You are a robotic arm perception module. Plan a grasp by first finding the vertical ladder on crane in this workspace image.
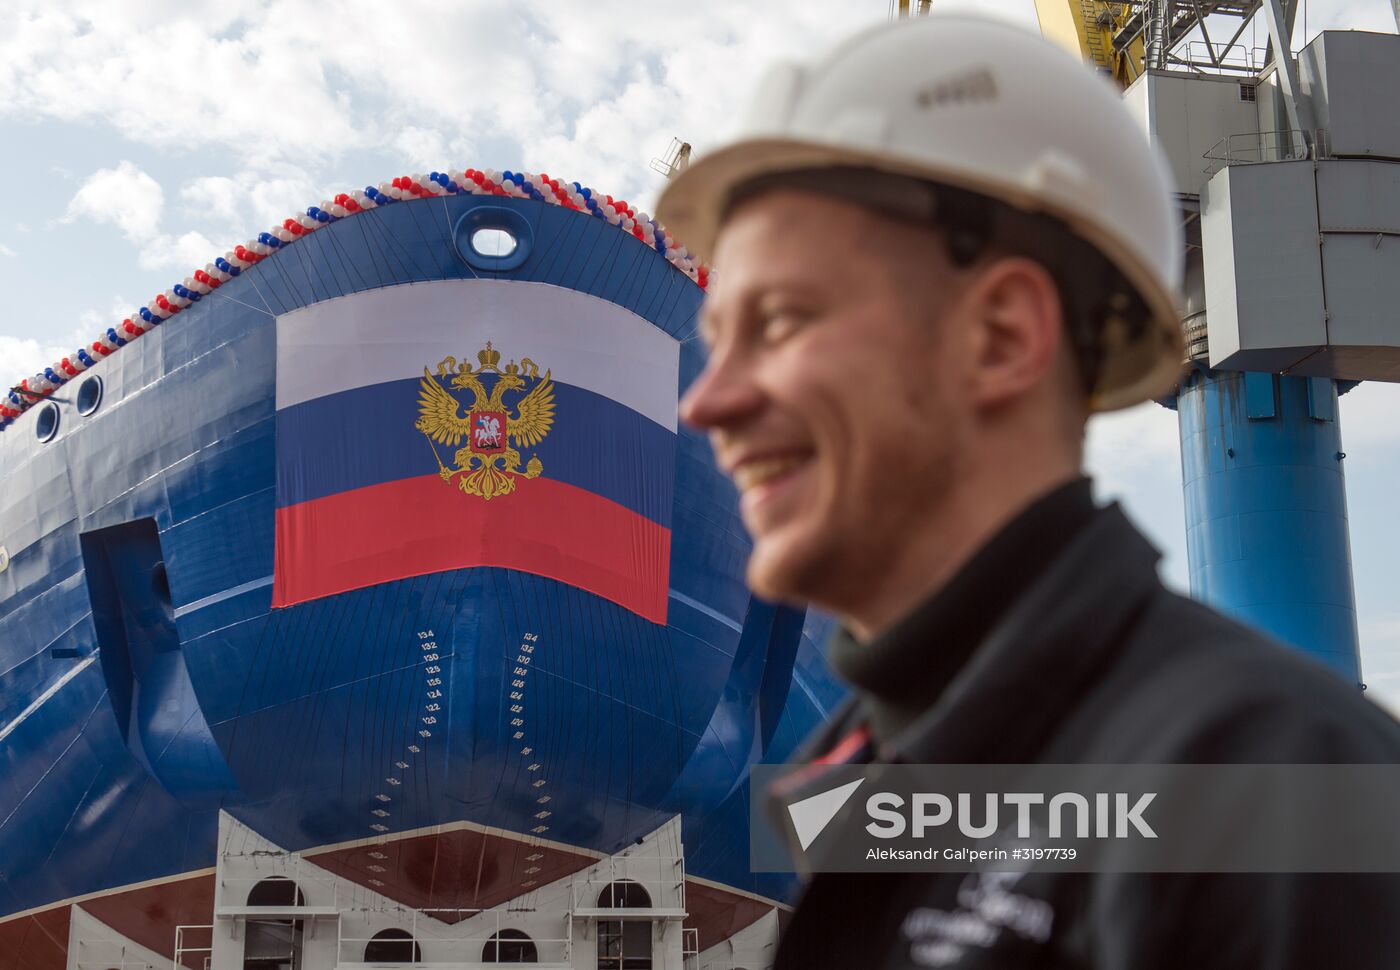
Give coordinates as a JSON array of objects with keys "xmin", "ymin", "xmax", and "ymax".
[{"xmin": 1080, "ymin": 0, "xmax": 1110, "ymax": 69}]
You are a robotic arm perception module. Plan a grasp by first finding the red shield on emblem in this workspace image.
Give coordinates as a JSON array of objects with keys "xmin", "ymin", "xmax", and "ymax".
[{"xmin": 470, "ymin": 411, "xmax": 508, "ymax": 454}]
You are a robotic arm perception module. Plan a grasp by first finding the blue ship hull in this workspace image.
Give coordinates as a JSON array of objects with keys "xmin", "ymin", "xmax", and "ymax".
[{"xmin": 0, "ymin": 193, "xmax": 847, "ymax": 967}]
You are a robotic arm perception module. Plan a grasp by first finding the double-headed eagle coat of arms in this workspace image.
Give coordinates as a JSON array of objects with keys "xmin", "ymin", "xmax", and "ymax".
[{"xmin": 415, "ymin": 341, "xmax": 556, "ymax": 501}]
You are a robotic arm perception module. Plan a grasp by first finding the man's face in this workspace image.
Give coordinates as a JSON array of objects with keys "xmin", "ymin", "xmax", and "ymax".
[{"xmin": 681, "ymin": 190, "xmax": 974, "ymax": 611}]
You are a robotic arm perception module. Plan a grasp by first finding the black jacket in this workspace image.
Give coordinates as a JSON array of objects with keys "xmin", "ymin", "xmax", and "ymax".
[{"xmin": 772, "ymin": 502, "xmax": 1400, "ymax": 969}]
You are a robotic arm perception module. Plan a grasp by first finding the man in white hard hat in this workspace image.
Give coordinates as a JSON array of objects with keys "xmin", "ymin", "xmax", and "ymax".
[{"xmin": 658, "ymin": 13, "xmax": 1400, "ymax": 969}]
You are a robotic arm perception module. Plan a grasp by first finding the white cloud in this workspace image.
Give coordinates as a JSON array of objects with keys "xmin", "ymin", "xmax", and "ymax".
[
  {"xmin": 177, "ymin": 164, "xmax": 326, "ymax": 238},
  {"xmin": 61, "ymin": 160, "xmax": 221, "ymax": 272},
  {"xmin": 77, "ymin": 298, "xmax": 136, "ymax": 334},
  {"xmin": 139, "ymin": 229, "xmax": 220, "ymax": 272},
  {"xmin": 0, "ymin": 4, "xmax": 359, "ymax": 164},
  {"xmin": 0, "ymin": 243, "xmax": 15, "ymax": 258},
  {"xmin": 63, "ymin": 160, "xmax": 164, "ymax": 241},
  {"xmin": 0, "ymin": 2, "xmax": 887, "ymax": 207},
  {"xmin": 392, "ymin": 126, "xmax": 471, "ymax": 173},
  {"xmin": 1, "ymin": 334, "xmax": 73, "ymax": 383},
  {"xmin": 179, "ymin": 176, "xmax": 245, "ymax": 226}
]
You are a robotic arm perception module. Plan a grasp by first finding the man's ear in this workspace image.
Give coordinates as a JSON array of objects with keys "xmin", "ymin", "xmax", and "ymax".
[{"xmin": 962, "ymin": 256, "xmax": 1064, "ymax": 409}]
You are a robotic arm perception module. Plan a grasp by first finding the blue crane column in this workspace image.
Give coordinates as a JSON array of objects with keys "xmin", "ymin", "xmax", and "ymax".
[{"xmin": 1174, "ymin": 366, "xmax": 1361, "ymax": 684}]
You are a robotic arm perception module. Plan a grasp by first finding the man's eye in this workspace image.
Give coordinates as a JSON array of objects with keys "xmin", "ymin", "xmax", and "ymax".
[{"xmin": 760, "ymin": 310, "xmax": 808, "ymax": 344}]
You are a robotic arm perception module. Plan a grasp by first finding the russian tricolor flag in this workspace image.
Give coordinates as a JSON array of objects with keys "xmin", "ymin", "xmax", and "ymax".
[{"xmin": 272, "ymin": 280, "xmax": 679, "ymax": 623}]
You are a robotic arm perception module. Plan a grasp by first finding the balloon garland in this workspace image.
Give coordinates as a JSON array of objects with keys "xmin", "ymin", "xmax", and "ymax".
[{"xmin": 1, "ymin": 169, "xmax": 710, "ymax": 431}]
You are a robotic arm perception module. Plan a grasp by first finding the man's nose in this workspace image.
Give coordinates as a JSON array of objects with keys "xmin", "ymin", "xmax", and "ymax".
[{"xmin": 679, "ymin": 347, "xmax": 765, "ymax": 431}]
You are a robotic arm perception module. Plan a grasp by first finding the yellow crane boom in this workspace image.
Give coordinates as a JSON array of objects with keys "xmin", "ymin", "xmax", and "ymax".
[
  {"xmin": 903, "ymin": 2, "xmax": 1144, "ymax": 88},
  {"xmin": 1033, "ymin": 2, "xmax": 1144, "ymax": 88}
]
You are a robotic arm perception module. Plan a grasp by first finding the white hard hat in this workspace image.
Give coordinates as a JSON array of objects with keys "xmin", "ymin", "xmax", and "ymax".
[{"xmin": 656, "ymin": 13, "xmax": 1184, "ymax": 412}]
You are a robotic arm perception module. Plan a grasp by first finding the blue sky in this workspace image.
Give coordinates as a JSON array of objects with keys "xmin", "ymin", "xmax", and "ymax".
[{"xmin": 3, "ymin": 0, "xmax": 1399, "ymax": 706}]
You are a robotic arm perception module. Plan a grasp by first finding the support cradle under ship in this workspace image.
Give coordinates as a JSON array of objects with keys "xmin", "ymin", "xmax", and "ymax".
[{"xmin": 0, "ymin": 170, "xmax": 848, "ymax": 970}]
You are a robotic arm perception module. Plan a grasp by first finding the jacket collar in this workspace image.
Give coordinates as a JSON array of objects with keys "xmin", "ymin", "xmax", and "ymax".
[
  {"xmin": 828, "ymin": 477, "xmax": 1098, "ymax": 743},
  {"xmin": 881, "ymin": 502, "xmax": 1161, "ymax": 765}
]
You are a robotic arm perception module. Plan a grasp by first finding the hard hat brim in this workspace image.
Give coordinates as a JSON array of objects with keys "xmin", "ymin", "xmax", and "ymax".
[{"xmin": 656, "ymin": 136, "xmax": 1185, "ymax": 413}]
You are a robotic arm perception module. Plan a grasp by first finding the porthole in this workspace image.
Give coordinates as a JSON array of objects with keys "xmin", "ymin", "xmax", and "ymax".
[
  {"xmin": 454, "ymin": 205, "xmax": 533, "ymax": 273},
  {"xmin": 35, "ymin": 401, "xmax": 59, "ymax": 442},
  {"xmin": 77, "ymin": 375, "xmax": 103, "ymax": 416}
]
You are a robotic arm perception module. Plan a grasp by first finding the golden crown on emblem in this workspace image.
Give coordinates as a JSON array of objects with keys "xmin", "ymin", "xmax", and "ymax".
[{"xmin": 477, "ymin": 341, "xmax": 502, "ymax": 370}]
